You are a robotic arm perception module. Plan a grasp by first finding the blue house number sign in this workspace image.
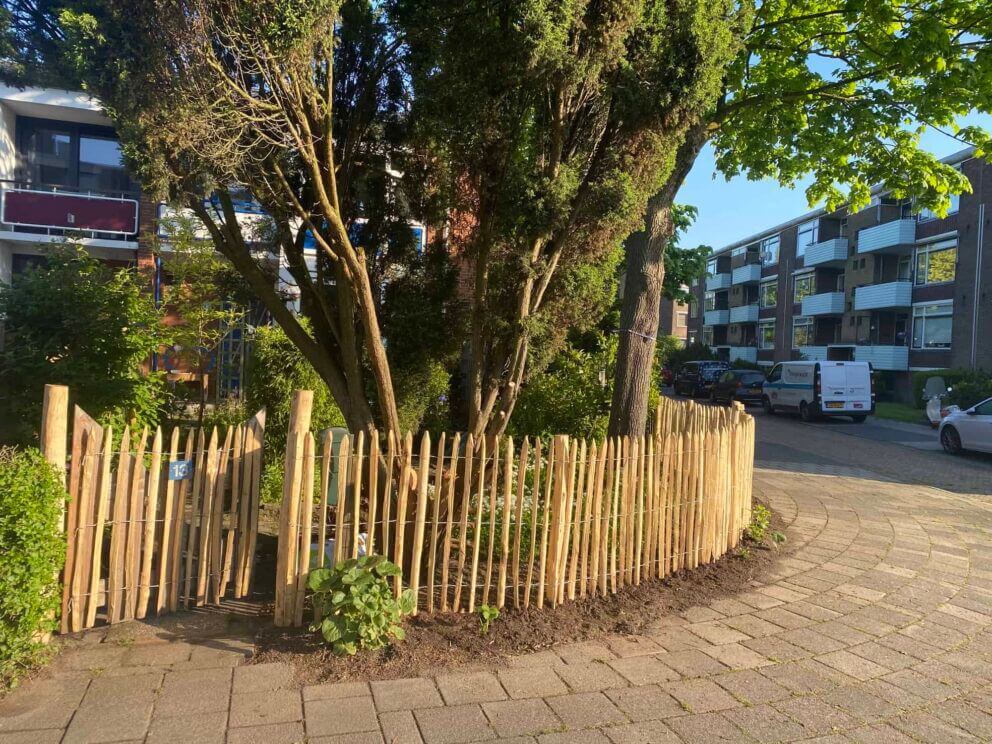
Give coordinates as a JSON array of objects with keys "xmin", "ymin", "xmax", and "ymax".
[{"xmin": 169, "ymin": 459, "xmax": 193, "ymax": 481}]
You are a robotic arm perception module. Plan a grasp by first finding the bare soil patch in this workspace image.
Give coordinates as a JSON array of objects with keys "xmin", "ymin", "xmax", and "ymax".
[{"xmin": 252, "ymin": 503, "xmax": 790, "ymax": 687}]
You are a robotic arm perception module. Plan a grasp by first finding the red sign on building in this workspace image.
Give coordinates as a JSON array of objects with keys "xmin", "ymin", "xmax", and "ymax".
[{"xmin": 2, "ymin": 189, "xmax": 139, "ymax": 235}]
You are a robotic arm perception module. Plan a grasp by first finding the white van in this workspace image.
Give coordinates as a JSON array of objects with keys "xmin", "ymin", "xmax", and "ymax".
[{"xmin": 762, "ymin": 361, "xmax": 874, "ymax": 423}]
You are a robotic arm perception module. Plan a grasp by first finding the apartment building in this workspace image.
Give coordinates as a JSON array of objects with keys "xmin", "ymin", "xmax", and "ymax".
[
  {"xmin": 688, "ymin": 146, "xmax": 991, "ymax": 399},
  {"xmin": 659, "ymin": 297, "xmax": 690, "ymax": 343}
]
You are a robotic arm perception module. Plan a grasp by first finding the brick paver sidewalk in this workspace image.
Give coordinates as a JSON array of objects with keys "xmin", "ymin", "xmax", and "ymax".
[{"xmin": 5, "ymin": 466, "xmax": 992, "ymax": 743}]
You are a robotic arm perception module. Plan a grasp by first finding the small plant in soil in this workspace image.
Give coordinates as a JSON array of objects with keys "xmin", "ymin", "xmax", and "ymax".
[
  {"xmin": 771, "ymin": 530, "xmax": 787, "ymax": 546},
  {"xmin": 478, "ymin": 604, "xmax": 499, "ymax": 635},
  {"xmin": 746, "ymin": 504, "xmax": 772, "ymax": 543},
  {"xmin": 308, "ymin": 556, "xmax": 415, "ymax": 656}
]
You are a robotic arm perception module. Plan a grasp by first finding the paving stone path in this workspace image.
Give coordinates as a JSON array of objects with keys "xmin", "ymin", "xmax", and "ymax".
[{"xmin": 5, "ymin": 465, "xmax": 992, "ymax": 743}]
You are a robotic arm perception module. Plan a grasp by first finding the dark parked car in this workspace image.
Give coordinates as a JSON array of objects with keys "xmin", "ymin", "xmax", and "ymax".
[
  {"xmin": 710, "ymin": 369, "xmax": 767, "ymax": 406},
  {"xmin": 674, "ymin": 361, "xmax": 731, "ymax": 398}
]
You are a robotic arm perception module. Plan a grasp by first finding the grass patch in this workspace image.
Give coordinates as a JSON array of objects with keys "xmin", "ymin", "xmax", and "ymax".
[{"xmin": 873, "ymin": 401, "xmax": 926, "ymax": 425}]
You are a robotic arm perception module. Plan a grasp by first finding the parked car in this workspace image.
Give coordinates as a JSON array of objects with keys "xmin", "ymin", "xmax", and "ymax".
[
  {"xmin": 762, "ymin": 360, "xmax": 874, "ymax": 422},
  {"xmin": 939, "ymin": 397, "xmax": 992, "ymax": 454},
  {"xmin": 674, "ymin": 361, "xmax": 730, "ymax": 398},
  {"xmin": 710, "ymin": 369, "xmax": 767, "ymax": 406}
]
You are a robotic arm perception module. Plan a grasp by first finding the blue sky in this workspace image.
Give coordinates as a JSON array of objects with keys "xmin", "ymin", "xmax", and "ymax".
[{"xmin": 678, "ymin": 113, "xmax": 992, "ymax": 251}]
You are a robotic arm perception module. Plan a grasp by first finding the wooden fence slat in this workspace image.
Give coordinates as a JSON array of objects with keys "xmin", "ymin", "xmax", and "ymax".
[
  {"xmin": 125, "ymin": 428, "xmax": 149, "ymax": 620},
  {"xmin": 86, "ymin": 426, "xmax": 114, "ymax": 628},
  {"xmin": 511, "ymin": 437, "xmax": 528, "ymax": 609},
  {"xmin": 195, "ymin": 428, "xmax": 218, "ymax": 607},
  {"xmin": 482, "ymin": 437, "xmax": 499, "ymax": 608},
  {"xmin": 351, "ymin": 431, "xmax": 365, "ymax": 559},
  {"xmin": 427, "ymin": 432, "xmax": 446, "ymax": 614},
  {"xmin": 317, "ymin": 431, "xmax": 332, "ymax": 570},
  {"xmin": 367, "ymin": 433, "xmax": 379, "ymax": 558},
  {"xmin": 579, "ymin": 440, "xmax": 597, "ymax": 598},
  {"xmin": 210, "ymin": 427, "xmax": 233, "ymax": 603},
  {"xmin": 566, "ymin": 439, "xmax": 586, "ymax": 602},
  {"xmin": 333, "ymin": 435, "xmax": 350, "ymax": 566},
  {"xmin": 468, "ymin": 436, "xmax": 487, "ymax": 614},
  {"xmin": 409, "ymin": 432, "xmax": 431, "ymax": 615},
  {"xmin": 440, "ymin": 432, "xmax": 460, "ymax": 612},
  {"xmin": 381, "ymin": 431, "xmax": 395, "ymax": 560},
  {"xmin": 70, "ymin": 424, "xmax": 100, "ymax": 632},
  {"xmin": 394, "ymin": 432, "xmax": 413, "ymax": 598},
  {"xmin": 184, "ymin": 429, "xmax": 205, "ymax": 608},
  {"xmin": 60, "ymin": 407, "xmax": 86, "ymax": 633},
  {"xmin": 220, "ymin": 424, "xmax": 244, "ymax": 599},
  {"xmin": 106, "ymin": 426, "xmax": 131, "ymax": 623},
  {"xmin": 523, "ymin": 438, "xmax": 542, "ymax": 609},
  {"xmin": 137, "ymin": 427, "xmax": 163, "ymax": 619},
  {"xmin": 156, "ymin": 428, "xmax": 180, "ymax": 615},
  {"xmin": 452, "ymin": 433, "xmax": 474, "ymax": 612},
  {"xmin": 497, "ymin": 437, "xmax": 514, "ymax": 609},
  {"xmin": 275, "ymin": 429, "xmax": 305, "ymax": 626},
  {"xmin": 294, "ymin": 433, "xmax": 316, "ymax": 627}
]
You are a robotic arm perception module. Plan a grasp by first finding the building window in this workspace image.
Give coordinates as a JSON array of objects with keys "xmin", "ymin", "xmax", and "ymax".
[
  {"xmin": 760, "ymin": 235, "xmax": 780, "ymax": 266},
  {"xmin": 914, "ymin": 239, "xmax": 956, "ymax": 286},
  {"xmin": 759, "ymin": 279, "xmax": 777, "ymax": 308},
  {"xmin": 912, "ymin": 301, "xmax": 953, "ymax": 350},
  {"xmin": 688, "ymin": 297, "xmax": 698, "ymax": 318},
  {"xmin": 792, "ymin": 316, "xmax": 813, "ymax": 349},
  {"xmin": 677, "ymin": 312, "xmax": 688, "ymax": 328},
  {"xmin": 706, "ymin": 258, "xmax": 718, "ymax": 276},
  {"xmin": 794, "ymin": 273, "xmax": 815, "ymax": 303},
  {"xmin": 704, "ymin": 291, "xmax": 716, "ymax": 311},
  {"xmin": 731, "ymin": 246, "xmax": 746, "ymax": 257},
  {"xmin": 758, "ymin": 321, "xmax": 775, "ymax": 350},
  {"xmin": 702, "ymin": 326, "xmax": 714, "ymax": 346},
  {"xmin": 18, "ymin": 117, "xmax": 138, "ymax": 194},
  {"xmin": 796, "ymin": 219, "xmax": 819, "ymax": 259}
]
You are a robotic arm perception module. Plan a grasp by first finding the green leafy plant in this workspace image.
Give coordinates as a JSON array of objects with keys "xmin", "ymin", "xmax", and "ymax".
[
  {"xmin": 0, "ymin": 243, "xmax": 168, "ymax": 445},
  {"xmin": 308, "ymin": 556, "xmax": 414, "ymax": 656},
  {"xmin": 0, "ymin": 447, "xmax": 67, "ymax": 688},
  {"xmin": 746, "ymin": 504, "xmax": 772, "ymax": 544},
  {"xmin": 771, "ymin": 531, "xmax": 787, "ymax": 546},
  {"xmin": 478, "ymin": 605, "xmax": 499, "ymax": 635}
]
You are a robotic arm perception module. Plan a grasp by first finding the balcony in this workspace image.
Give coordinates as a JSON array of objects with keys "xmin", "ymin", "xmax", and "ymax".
[
  {"xmin": 729, "ymin": 304, "xmax": 759, "ymax": 323},
  {"xmin": 704, "ymin": 309, "xmax": 730, "ymax": 326},
  {"xmin": 706, "ymin": 272, "xmax": 732, "ymax": 291},
  {"xmin": 857, "ymin": 218, "xmax": 916, "ymax": 254},
  {"xmin": 854, "ymin": 345, "xmax": 909, "ymax": 370},
  {"xmin": 798, "ymin": 346, "xmax": 829, "ymax": 361},
  {"xmin": 804, "ymin": 238, "xmax": 848, "ymax": 267},
  {"xmin": 729, "ymin": 347, "xmax": 757, "ymax": 364},
  {"xmin": 801, "ymin": 291, "xmax": 845, "ymax": 316},
  {"xmin": 731, "ymin": 263, "xmax": 762, "ymax": 285},
  {"xmin": 853, "ymin": 281, "xmax": 912, "ymax": 311},
  {"xmin": 0, "ymin": 181, "xmax": 139, "ymax": 246}
]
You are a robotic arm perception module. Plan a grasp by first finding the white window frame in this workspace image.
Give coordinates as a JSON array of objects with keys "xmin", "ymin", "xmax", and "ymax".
[
  {"xmin": 913, "ymin": 238, "xmax": 957, "ymax": 286},
  {"xmin": 759, "ymin": 279, "xmax": 777, "ymax": 308},
  {"xmin": 702, "ymin": 326, "xmax": 714, "ymax": 346},
  {"xmin": 760, "ymin": 234, "xmax": 780, "ymax": 266},
  {"xmin": 731, "ymin": 245, "xmax": 746, "ymax": 257},
  {"xmin": 677, "ymin": 312, "xmax": 688, "ymax": 328},
  {"xmin": 706, "ymin": 258, "xmax": 718, "ymax": 276},
  {"xmin": 704, "ymin": 291, "xmax": 716, "ymax": 311},
  {"xmin": 792, "ymin": 316, "xmax": 814, "ymax": 350},
  {"xmin": 758, "ymin": 321, "xmax": 776, "ymax": 350},
  {"xmin": 911, "ymin": 301, "xmax": 953, "ymax": 350},
  {"xmin": 796, "ymin": 219, "xmax": 819, "ymax": 259}
]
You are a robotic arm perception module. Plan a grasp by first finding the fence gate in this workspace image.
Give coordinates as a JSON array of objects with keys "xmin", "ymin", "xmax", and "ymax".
[{"xmin": 57, "ymin": 400, "xmax": 266, "ymax": 633}]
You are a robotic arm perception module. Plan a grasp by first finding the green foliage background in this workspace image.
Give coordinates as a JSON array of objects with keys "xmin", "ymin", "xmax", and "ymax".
[
  {"xmin": 0, "ymin": 244, "xmax": 167, "ymax": 445},
  {"xmin": 0, "ymin": 448, "xmax": 66, "ymax": 687}
]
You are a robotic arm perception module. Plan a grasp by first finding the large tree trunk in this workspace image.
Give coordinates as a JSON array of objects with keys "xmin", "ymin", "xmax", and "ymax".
[
  {"xmin": 608, "ymin": 125, "xmax": 709, "ymax": 437},
  {"xmin": 608, "ymin": 195, "xmax": 672, "ymax": 437}
]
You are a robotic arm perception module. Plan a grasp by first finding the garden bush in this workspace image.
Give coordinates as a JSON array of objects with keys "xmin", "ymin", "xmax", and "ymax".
[
  {"xmin": 308, "ymin": 556, "xmax": 414, "ymax": 655},
  {"xmin": 0, "ymin": 448, "xmax": 67, "ymax": 687},
  {"xmin": 0, "ymin": 244, "xmax": 167, "ymax": 445},
  {"xmin": 911, "ymin": 368, "xmax": 992, "ymax": 409}
]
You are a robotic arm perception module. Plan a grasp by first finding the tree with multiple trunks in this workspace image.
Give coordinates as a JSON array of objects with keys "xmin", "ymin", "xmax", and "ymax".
[
  {"xmin": 12, "ymin": 0, "xmax": 992, "ymax": 440},
  {"xmin": 609, "ymin": 0, "xmax": 992, "ymax": 435}
]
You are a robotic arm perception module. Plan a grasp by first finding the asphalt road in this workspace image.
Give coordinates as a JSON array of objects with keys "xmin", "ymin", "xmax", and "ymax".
[{"xmin": 745, "ymin": 403, "xmax": 992, "ymax": 496}]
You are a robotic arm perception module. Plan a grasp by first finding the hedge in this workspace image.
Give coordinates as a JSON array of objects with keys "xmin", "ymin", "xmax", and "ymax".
[
  {"xmin": 0, "ymin": 448, "xmax": 67, "ymax": 687},
  {"xmin": 911, "ymin": 368, "xmax": 992, "ymax": 409}
]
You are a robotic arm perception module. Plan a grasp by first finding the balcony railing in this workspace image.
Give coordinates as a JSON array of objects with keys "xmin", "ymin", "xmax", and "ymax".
[
  {"xmin": 853, "ymin": 281, "xmax": 912, "ymax": 310},
  {"xmin": 801, "ymin": 291, "xmax": 845, "ymax": 316},
  {"xmin": 0, "ymin": 180, "xmax": 139, "ymax": 241},
  {"xmin": 705, "ymin": 272, "xmax": 732, "ymax": 291},
  {"xmin": 804, "ymin": 238, "xmax": 848, "ymax": 267},
  {"xmin": 729, "ymin": 304, "xmax": 759, "ymax": 323},
  {"xmin": 853, "ymin": 345, "xmax": 909, "ymax": 370},
  {"xmin": 729, "ymin": 347, "xmax": 758, "ymax": 364},
  {"xmin": 704, "ymin": 309, "xmax": 730, "ymax": 326},
  {"xmin": 731, "ymin": 263, "xmax": 762, "ymax": 285},
  {"xmin": 857, "ymin": 218, "xmax": 916, "ymax": 254}
]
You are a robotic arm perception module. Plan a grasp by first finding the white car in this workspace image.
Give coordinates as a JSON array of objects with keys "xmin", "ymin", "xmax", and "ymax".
[{"xmin": 939, "ymin": 397, "xmax": 992, "ymax": 454}]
